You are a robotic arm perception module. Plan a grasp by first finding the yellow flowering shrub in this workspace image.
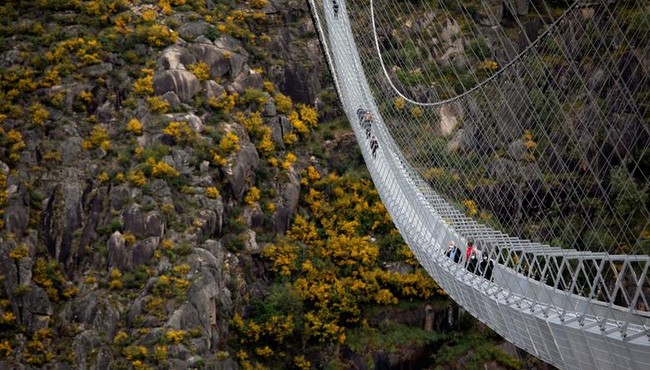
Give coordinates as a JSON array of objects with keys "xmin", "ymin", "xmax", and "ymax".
[
  {"xmin": 9, "ymin": 244, "xmax": 29, "ymax": 260},
  {"xmin": 208, "ymin": 91, "xmax": 238, "ymax": 113},
  {"xmin": 283, "ymin": 132, "xmax": 298, "ymax": 145},
  {"xmin": 274, "ymin": 93, "xmax": 292, "ymax": 114},
  {"xmin": 206, "ymin": 187, "xmax": 220, "ymax": 199},
  {"xmin": 165, "ymin": 329, "xmax": 186, "ymax": 344},
  {"xmin": 146, "ymin": 96, "xmax": 169, "ymax": 113},
  {"xmin": 163, "ymin": 121, "xmax": 196, "ymax": 145},
  {"xmin": 219, "ymin": 132, "xmax": 240, "ymax": 154},
  {"xmin": 128, "ymin": 170, "xmax": 147, "ymax": 187},
  {"xmin": 244, "ymin": 186, "xmax": 260, "ymax": 205},
  {"xmin": 298, "ymin": 104, "xmax": 318, "ymax": 128},
  {"xmin": 262, "ymin": 80, "xmax": 274, "ymax": 93},
  {"xmin": 236, "ymin": 111, "xmax": 264, "ymax": 135},
  {"xmin": 288, "ymin": 111, "xmax": 308, "ymax": 135},
  {"xmin": 462, "ymin": 199, "xmax": 478, "ymax": 217},
  {"xmin": 410, "ymin": 106, "xmax": 423, "ymax": 118},
  {"xmin": 82, "ymin": 125, "xmax": 110, "ymax": 151},
  {"xmin": 252, "ymin": 171, "xmax": 446, "ymax": 361},
  {"xmin": 30, "ymin": 102, "xmax": 49, "ymax": 126},
  {"xmin": 212, "ymin": 153, "xmax": 227, "ymax": 167},
  {"xmin": 126, "ymin": 118, "xmax": 143, "ymax": 135},
  {"xmin": 96, "ymin": 172, "xmax": 110, "ymax": 183},
  {"xmin": 250, "ymin": 0, "xmax": 268, "ymax": 9},
  {"xmin": 256, "ymin": 128, "xmax": 274, "ymax": 157},
  {"xmin": 282, "ymin": 152, "xmax": 297, "ymax": 170},
  {"xmin": 133, "ymin": 69, "xmax": 154, "ymax": 95},
  {"xmin": 523, "ymin": 130, "xmax": 538, "ymax": 162},
  {"xmin": 189, "ymin": 62, "xmax": 210, "ymax": 81},
  {"xmin": 394, "ymin": 96, "xmax": 406, "ymax": 111},
  {"xmin": 151, "ymin": 160, "xmax": 179, "ymax": 179}
]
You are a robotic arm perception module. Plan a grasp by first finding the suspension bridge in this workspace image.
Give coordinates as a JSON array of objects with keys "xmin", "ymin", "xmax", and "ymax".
[{"xmin": 307, "ymin": 0, "xmax": 649, "ymax": 369}]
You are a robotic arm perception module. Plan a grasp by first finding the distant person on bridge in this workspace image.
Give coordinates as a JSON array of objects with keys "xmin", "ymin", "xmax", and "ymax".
[
  {"xmin": 357, "ymin": 107, "xmax": 368, "ymax": 120},
  {"xmin": 445, "ymin": 240, "xmax": 461, "ymax": 263},
  {"xmin": 479, "ymin": 255, "xmax": 494, "ymax": 280},
  {"xmin": 370, "ymin": 135, "xmax": 379, "ymax": 158},
  {"xmin": 465, "ymin": 240, "xmax": 475, "ymax": 261},
  {"xmin": 362, "ymin": 112, "xmax": 373, "ymax": 138},
  {"xmin": 333, "ymin": 0, "xmax": 339, "ymax": 16}
]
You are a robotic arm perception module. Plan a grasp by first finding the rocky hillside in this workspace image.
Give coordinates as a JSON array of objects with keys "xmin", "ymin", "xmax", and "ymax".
[{"xmin": 0, "ymin": 1, "xmax": 550, "ymax": 369}]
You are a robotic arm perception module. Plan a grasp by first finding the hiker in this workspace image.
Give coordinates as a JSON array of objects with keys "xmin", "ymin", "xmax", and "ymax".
[
  {"xmin": 362, "ymin": 112, "xmax": 373, "ymax": 138},
  {"xmin": 445, "ymin": 240, "xmax": 461, "ymax": 263},
  {"xmin": 370, "ymin": 136, "xmax": 379, "ymax": 158},
  {"xmin": 479, "ymin": 255, "xmax": 494, "ymax": 280}
]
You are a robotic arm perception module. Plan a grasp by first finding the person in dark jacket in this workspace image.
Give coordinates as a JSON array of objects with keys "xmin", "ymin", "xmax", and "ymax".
[
  {"xmin": 333, "ymin": 0, "xmax": 339, "ymax": 16},
  {"xmin": 480, "ymin": 255, "xmax": 494, "ymax": 280},
  {"xmin": 445, "ymin": 240, "xmax": 461, "ymax": 263},
  {"xmin": 370, "ymin": 135, "xmax": 379, "ymax": 158},
  {"xmin": 467, "ymin": 251, "xmax": 479, "ymax": 274}
]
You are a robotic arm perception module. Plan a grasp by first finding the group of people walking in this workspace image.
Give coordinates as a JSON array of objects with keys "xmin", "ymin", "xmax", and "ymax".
[
  {"xmin": 445, "ymin": 240, "xmax": 494, "ymax": 280},
  {"xmin": 357, "ymin": 107, "xmax": 379, "ymax": 158}
]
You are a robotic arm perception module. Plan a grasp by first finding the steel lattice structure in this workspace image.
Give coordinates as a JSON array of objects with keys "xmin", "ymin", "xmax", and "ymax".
[{"xmin": 307, "ymin": 0, "xmax": 650, "ymax": 369}]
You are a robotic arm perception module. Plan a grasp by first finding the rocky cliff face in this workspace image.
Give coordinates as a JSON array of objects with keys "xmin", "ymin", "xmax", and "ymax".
[{"xmin": 0, "ymin": 0, "xmax": 329, "ymax": 368}]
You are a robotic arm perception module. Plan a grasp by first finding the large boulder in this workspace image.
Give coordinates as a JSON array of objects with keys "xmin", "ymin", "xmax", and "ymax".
[
  {"xmin": 123, "ymin": 203, "xmax": 145, "ymax": 236},
  {"xmin": 67, "ymin": 292, "xmax": 120, "ymax": 337},
  {"xmin": 272, "ymin": 168, "xmax": 300, "ymax": 235},
  {"xmin": 3, "ymin": 190, "xmax": 29, "ymax": 236},
  {"xmin": 41, "ymin": 169, "xmax": 83, "ymax": 265},
  {"xmin": 166, "ymin": 246, "xmax": 232, "ymax": 352},
  {"xmin": 204, "ymin": 80, "xmax": 225, "ymax": 98},
  {"xmin": 107, "ymin": 231, "xmax": 131, "ymax": 272},
  {"xmin": 504, "ymin": 0, "xmax": 529, "ymax": 16},
  {"xmin": 158, "ymin": 45, "xmax": 197, "ymax": 70},
  {"xmin": 72, "ymin": 330, "xmax": 103, "ymax": 370},
  {"xmin": 437, "ymin": 102, "xmax": 463, "ymax": 137},
  {"xmin": 476, "ymin": 0, "xmax": 503, "ymax": 27},
  {"xmin": 178, "ymin": 21, "xmax": 211, "ymax": 40},
  {"xmin": 153, "ymin": 69, "xmax": 201, "ymax": 103},
  {"xmin": 144, "ymin": 211, "xmax": 165, "ymax": 238},
  {"xmin": 19, "ymin": 285, "xmax": 53, "ymax": 332},
  {"xmin": 268, "ymin": 115, "xmax": 292, "ymax": 149},
  {"xmin": 229, "ymin": 70, "xmax": 264, "ymax": 94},
  {"xmin": 226, "ymin": 143, "xmax": 260, "ymax": 201},
  {"xmin": 268, "ymin": 31, "xmax": 323, "ymax": 104},
  {"xmin": 132, "ymin": 237, "xmax": 158, "ymax": 266},
  {"xmin": 189, "ymin": 43, "xmax": 232, "ymax": 79}
]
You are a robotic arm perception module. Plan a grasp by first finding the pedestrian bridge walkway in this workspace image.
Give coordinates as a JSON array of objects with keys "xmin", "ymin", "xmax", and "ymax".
[{"xmin": 307, "ymin": 1, "xmax": 650, "ymax": 369}]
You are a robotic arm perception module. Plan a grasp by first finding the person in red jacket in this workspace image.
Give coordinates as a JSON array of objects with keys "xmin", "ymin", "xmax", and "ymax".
[{"xmin": 465, "ymin": 240, "xmax": 475, "ymax": 261}]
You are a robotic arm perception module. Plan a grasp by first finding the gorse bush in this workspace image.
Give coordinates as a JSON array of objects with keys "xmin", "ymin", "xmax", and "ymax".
[{"xmin": 237, "ymin": 171, "xmax": 446, "ymax": 367}]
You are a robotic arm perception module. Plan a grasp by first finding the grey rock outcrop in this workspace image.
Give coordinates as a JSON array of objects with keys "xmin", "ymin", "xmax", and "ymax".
[
  {"xmin": 107, "ymin": 231, "xmax": 131, "ymax": 272},
  {"xmin": 204, "ymin": 80, "xmax": 225, "ymax": 98},
  {"xmin": 178, "ymin": 20, "xmax": 211, "ymax": 40},
  {"xmin": 153, "ymin": 69, "xmax": 201, "ymax": 102},
  {"xmin": 41, "ymin": 168, "xmax": 84, "ymax": 265},
  {"xmin": 272, "ymin": 168, "xmax": 300, "ymax": 234},
  {"xmin": 476, "ymin": 0, "xmax": 503, "ymax": 27},
  {"xmin": 158, "ymin": 46, "xmax": 197, "ymax": 70},
  {"xmin": 504, "ymin": 0, "xmax": 529, "ymax": 16},
  {"xmin": 268, "ymin": 115, "xmax": 292, "ymax": 149},
  {"xmin": 226, "ymin": 143, "xmax": 260, "ymax": 200}
]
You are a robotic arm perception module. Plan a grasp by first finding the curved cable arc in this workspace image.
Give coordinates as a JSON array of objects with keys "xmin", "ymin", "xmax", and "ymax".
[{"xmin": 369, "ymin": 0, "xmax": 580, "ymax": 107}]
